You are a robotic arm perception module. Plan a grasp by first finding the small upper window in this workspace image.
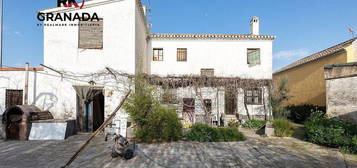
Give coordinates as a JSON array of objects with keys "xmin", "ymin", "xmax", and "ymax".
[
  {"xmin": 245, "ymin": 88, "xmax": 262, "ymax": 105},
  {"xmin": 177, "ymin": 48, "xmax": 187, "ymax": 61},
  {"xmin": 247, "ymin": 48, "xmax": 261, "ymax": 66},
  {"xmin": 79, "ymin": 19, "xmax": 103, "ymax": 49},
  {"xmin": 153, "ymin": 48, "xmax": 164, "ymax": 61},
  {"xmin": 201, "ymin": 69, "xmax": 214, "ymax": 77}
]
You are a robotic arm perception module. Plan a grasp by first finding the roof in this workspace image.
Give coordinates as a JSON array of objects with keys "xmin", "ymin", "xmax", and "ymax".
[
  {"xmin": 274, "ymin": 37, "xmax": 357, "ymax": 74},
  {"xmin": 0, "ymin": 67, "xmax": 44, "ymax": 71},
  {"xmin": 325, "ymin": 61, "xmax": 357, "ymax": 69},
  {"xmin": 150, "ymin": 33, "xmax": 275, "ymax": 40}
]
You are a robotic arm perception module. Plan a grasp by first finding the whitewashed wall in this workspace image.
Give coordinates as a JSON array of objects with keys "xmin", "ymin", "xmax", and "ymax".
[
  {"xmin": 160, "ymin": 86, "xmax": 270, "ymax": 125},
  {"xmin": 42, "ymin": 0, "xmax": 137, "ymax": 74},
  {"xmin": 150, "ymin": 39, "xmax": 273, "ymax": 79},
  {"xmin": 0, "ymin": 70, "xmax": 130, "ymax": 121}
]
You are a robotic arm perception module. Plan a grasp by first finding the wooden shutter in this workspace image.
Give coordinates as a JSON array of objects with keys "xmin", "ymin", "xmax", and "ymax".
[
  {"xmin": 79, "ymin": 19, "xmax": 103, "ymax": 49},
  {"xmin": 177, "ymin": 48, "xmax": 187, "ymax": 61},
  {"xmin": 247, "ymin": 49, "xmax": 261, "ymax": 66},
  {"xmin": 5, "ymin": 90, "xmax": 23, "ymax": 109}
]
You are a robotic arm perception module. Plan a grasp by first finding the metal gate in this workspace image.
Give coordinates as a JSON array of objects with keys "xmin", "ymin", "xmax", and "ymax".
[{"xmin": 5, "ymin": 90, "xmax": 23, "ymax": 109}]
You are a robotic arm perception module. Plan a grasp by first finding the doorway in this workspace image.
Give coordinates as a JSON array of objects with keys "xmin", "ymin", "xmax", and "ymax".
[{"xmin": 74, "ymin": 86, "xmax": 105, "ymax": 133}]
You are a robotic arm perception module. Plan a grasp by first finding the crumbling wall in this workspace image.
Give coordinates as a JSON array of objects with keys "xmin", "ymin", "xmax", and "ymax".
[{"xmin": 325, "ymin": 63, "xmax": 357, "ymax": 123}]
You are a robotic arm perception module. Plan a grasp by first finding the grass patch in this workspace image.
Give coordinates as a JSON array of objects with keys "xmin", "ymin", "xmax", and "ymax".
[
  {"xmin": 185, "ymin": 123, "xmax": 245, "ymax": 142},
  {"xmin": 242, "ymin": 120, "xmax": 267, "ymax": 129},
  {"xmin": 273, "ymin": 118, "xmax": 294, "ymax": 137}
]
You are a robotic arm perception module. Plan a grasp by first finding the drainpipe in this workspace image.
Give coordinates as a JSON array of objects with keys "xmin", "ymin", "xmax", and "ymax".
[{"xmin": 24, "ymin": 62, "xmax": 29, "ymax": 105}]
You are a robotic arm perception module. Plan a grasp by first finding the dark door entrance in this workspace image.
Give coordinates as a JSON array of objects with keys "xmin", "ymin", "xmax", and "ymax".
[
  {"xmin": 5, "ymin": 90, "xmax": 23, "ymax": 109},
  {"xmin": 76, "ymin": 89, "xmax": 105, "ymax": 132},
  {"xmin": 183, "ymin": 98, "xmax": 195, "ymax": 122}
]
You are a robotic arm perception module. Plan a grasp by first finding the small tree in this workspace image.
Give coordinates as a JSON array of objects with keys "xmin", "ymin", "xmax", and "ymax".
[
  {"xmin": 124, "ymin": 77, "xmax": 182, "ymax": 142},
  {"xmin": 271, "ymin": 78, "xmax": 290, "ymax": 118}
]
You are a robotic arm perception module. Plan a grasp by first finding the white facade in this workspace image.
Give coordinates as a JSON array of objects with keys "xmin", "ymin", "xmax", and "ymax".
[
  {"xmin": 151, "ymin": 38, "xmax": 273, "ymax": 79},
  {"xmin": 1, "ymin": 0, "xmax": 275, "ymax": 133}
]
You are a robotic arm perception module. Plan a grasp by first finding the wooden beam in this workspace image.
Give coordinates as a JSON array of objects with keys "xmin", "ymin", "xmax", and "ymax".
[{"xmin": 62, "ymin": 90, "xmax": 132, "ymax": 168}]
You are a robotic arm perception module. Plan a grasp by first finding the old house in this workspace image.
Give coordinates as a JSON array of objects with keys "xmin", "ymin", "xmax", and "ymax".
[
  {"xmin": 0, "ymin": 0, "xmax": 275, "ymax": 137},
  {"xmin": 273, "ymin": 37, "xmax": 357, "ymax": 107}
]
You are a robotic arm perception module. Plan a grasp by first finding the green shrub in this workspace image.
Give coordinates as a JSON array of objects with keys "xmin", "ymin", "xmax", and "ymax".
[
  {"xmin": 242, "ymin": 120, "xmax": 267, "ymax": 129},
  {"xmin": 185, "ymin": 124, "xmax": 245, "ymax": 142},
  {"xmin": 215, "ymin": 127, "xmax": 246, "ymax": 142},
  {"xmin": 124, "ymin": 77, "xmax": 182, "ymax": 143},
  {"xmin": 134, "ymin": 105, "xmax": 182, "ymax": 143},
  {"xmin": 304, "ymin": 111, "xmax": 357, "ymax": 154},
  {"xmin": 185, "ymin": 123, "xmax": 217, "ymax": 142},
  {"xmin": 287, "ymin": 105, "xmax": 326, "ymax": 123},
  {"xmin": 228, "ymin": 120, "xmax": 240, "ymax": 128},
  {"xmin": 273, "ymin": 118, "xmax": 294, "ymax": 137}
]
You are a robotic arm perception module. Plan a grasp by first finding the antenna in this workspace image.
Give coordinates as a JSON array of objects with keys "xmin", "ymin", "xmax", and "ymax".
[
  {"xmin": 349, "ymin": 28, "xmax": 355, "ymax": 38},
  {"xmin": 146, "ymin": 0, "xmax": 152, "ymax": 31},
  {"xmin": 0, "ymin": 0, "xmax": 3, "ymax": 68}
]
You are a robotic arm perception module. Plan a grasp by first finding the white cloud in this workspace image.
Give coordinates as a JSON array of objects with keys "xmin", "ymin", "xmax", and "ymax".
[
  {"xmin": 274, "ymin": 49, "xmax": 310, "ymax": 59},
  {"xmin": 13, "ymin": 31, "xmax": 23, "ymax": 37}
]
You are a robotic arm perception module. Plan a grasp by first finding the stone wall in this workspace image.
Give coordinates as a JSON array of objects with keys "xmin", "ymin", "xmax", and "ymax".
[{"xmin": 325, "ymin": 62, "xmax": 357, "ymax": 123}]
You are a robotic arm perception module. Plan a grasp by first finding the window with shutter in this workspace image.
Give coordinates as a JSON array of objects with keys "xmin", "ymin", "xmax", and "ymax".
[
  {"xmin": 247, "ymin": 48, "xmax": 261, "ymax": 66},
  {"xmin": 201, "ymin": 69, "xmax": 214, "ymax": 77},
  {"xmin": 79, "ymin": 19, "xmax": 103, "ymax": 49},
  {"xmin": 177, "ymin": 48, "xmax": 187, "ymax": 61}
]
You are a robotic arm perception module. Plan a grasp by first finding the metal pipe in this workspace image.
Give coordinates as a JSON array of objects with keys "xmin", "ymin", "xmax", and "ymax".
[
  {"xmin": 0, "ymin": 0, "xmax": 3, "ymax": 68},
  {"xmin": 24, "ymin": 62, "xmax": 29, "ymax": 105}
]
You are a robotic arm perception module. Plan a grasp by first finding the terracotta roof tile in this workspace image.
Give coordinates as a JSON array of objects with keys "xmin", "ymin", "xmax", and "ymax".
[
  {"xmin": 274, "ymin": 37, "xmax": 357, "ymax": 74},
  {"xmin": 150, "ymin": 33, "xmax": 276, "ymax": 40}
]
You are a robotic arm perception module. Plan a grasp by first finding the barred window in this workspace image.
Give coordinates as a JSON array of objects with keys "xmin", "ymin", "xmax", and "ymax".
[
  {"xmin": 247, "ymin": 48, "xmax": 260, "ymax": 66},
  {"xmin": 201, "ymin": 69, "xmax": 214, "ymax": 77},
  {"xmin": 153, "ymin": 48, "xmax": 164, "ymax": 61},
  {"xmin": 177, "ymin": 48, "xmax": 187, "ymax": 61},
  {"xmin": 245, "ymin": 89, "xmax": 262, "ymax": 105},
  {"xmin": 79, "ymin": 19, "xmax": 103, "ymax": 49}
]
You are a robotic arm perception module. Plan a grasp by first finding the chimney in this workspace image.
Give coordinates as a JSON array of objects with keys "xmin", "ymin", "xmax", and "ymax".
[{"xmin": 250, "ymin": 16, "xmax": 260, "ymax": 35}]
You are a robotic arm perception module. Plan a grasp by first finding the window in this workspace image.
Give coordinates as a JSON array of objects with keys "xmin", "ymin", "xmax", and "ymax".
[
  {"xmin": 177, "ymin": 48, "xmax": 187, "ymax": 61},
  {"xmin": 201, "ymin": 69, "xmax": 214, "ymax": 77},
  {"xmin": 225, "ymin": 88, "xmax": 237, "ymax": 115},
  {"xmin": 183, "ymin": 98, "xmax": 195, "ymax": 122},
  {"xmin": 203, "ymin": 99, "xmax": 212, "ymax": 114},
  {"xmin": 245, "ymin": 89, "xmax": 262, "ymax": 105},
  {"xmin": 153, "ymin": 48, "xmax": 164, "ymax": 61},
  {"xmin": 247, "ymin": 48, "xmax": 261, "ymax": 66},
  {"xmin": 79, "ymin": 19, "xmax": 103, "ymax": 49}
]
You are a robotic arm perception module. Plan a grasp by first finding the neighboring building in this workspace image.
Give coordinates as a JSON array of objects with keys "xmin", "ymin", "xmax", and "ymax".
[
  {"xmin": 274, "ymin": 37, "xmax": 357, "ymax": 107},
  {"xmin": 0, "ymin": 0, "xmax": 275, "ymax": 135},
  {"xmin": 325, "ymin": 62, "xmax": 357, "ymax": 124}
]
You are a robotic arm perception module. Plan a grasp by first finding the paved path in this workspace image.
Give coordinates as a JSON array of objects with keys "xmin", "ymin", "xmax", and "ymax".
[{"xmin": 0, "ymin": 130, "xmax": 356, "ymax": 168}]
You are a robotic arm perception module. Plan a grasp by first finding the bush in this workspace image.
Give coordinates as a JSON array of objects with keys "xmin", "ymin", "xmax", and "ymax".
[
  {"xmin": 228, "ymin": 120, "xmax": 240, "ymax": 128},
  {"xmin": 273, "ymin": 118, "xmax": 294, "ymax": 137},
  {"xmin": 305, "ymin": 111, "xmax": 357, "ymax": 154},
  {"xmin": 124, "ymin": 77, "xmax": 182, "ymax": 143},
  {"xmin": 215, "ymin": 127, "xmax": 246, "ymax": 142},
  {"xmin": 287, "ymin": 105, "xmax": 326, "ymax": 123},
  {"xmin": 185, "ymin": 124, "xmax": 245, "ymax": 142},
  {"xmin": 242, "ymin": 120, "xmax": 267, "ymax": 129},
  {"xmin": 185, "ymin": 123, "xmax": 217, "ymax": 142},
  {"xmin": 135, "ymin": 105, "xmax": 182, "ymax": 142}
]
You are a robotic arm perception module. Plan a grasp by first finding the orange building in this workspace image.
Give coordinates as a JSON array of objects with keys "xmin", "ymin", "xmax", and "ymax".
[{"xmin": 273, "ymin": 38, "xmax": 357, "ymax": 107}]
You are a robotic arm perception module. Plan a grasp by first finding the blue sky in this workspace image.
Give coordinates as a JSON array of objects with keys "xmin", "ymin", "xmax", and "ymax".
[{"xmin": 2, "ymin": 0, "xmax": 357, "ymax": 71}]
